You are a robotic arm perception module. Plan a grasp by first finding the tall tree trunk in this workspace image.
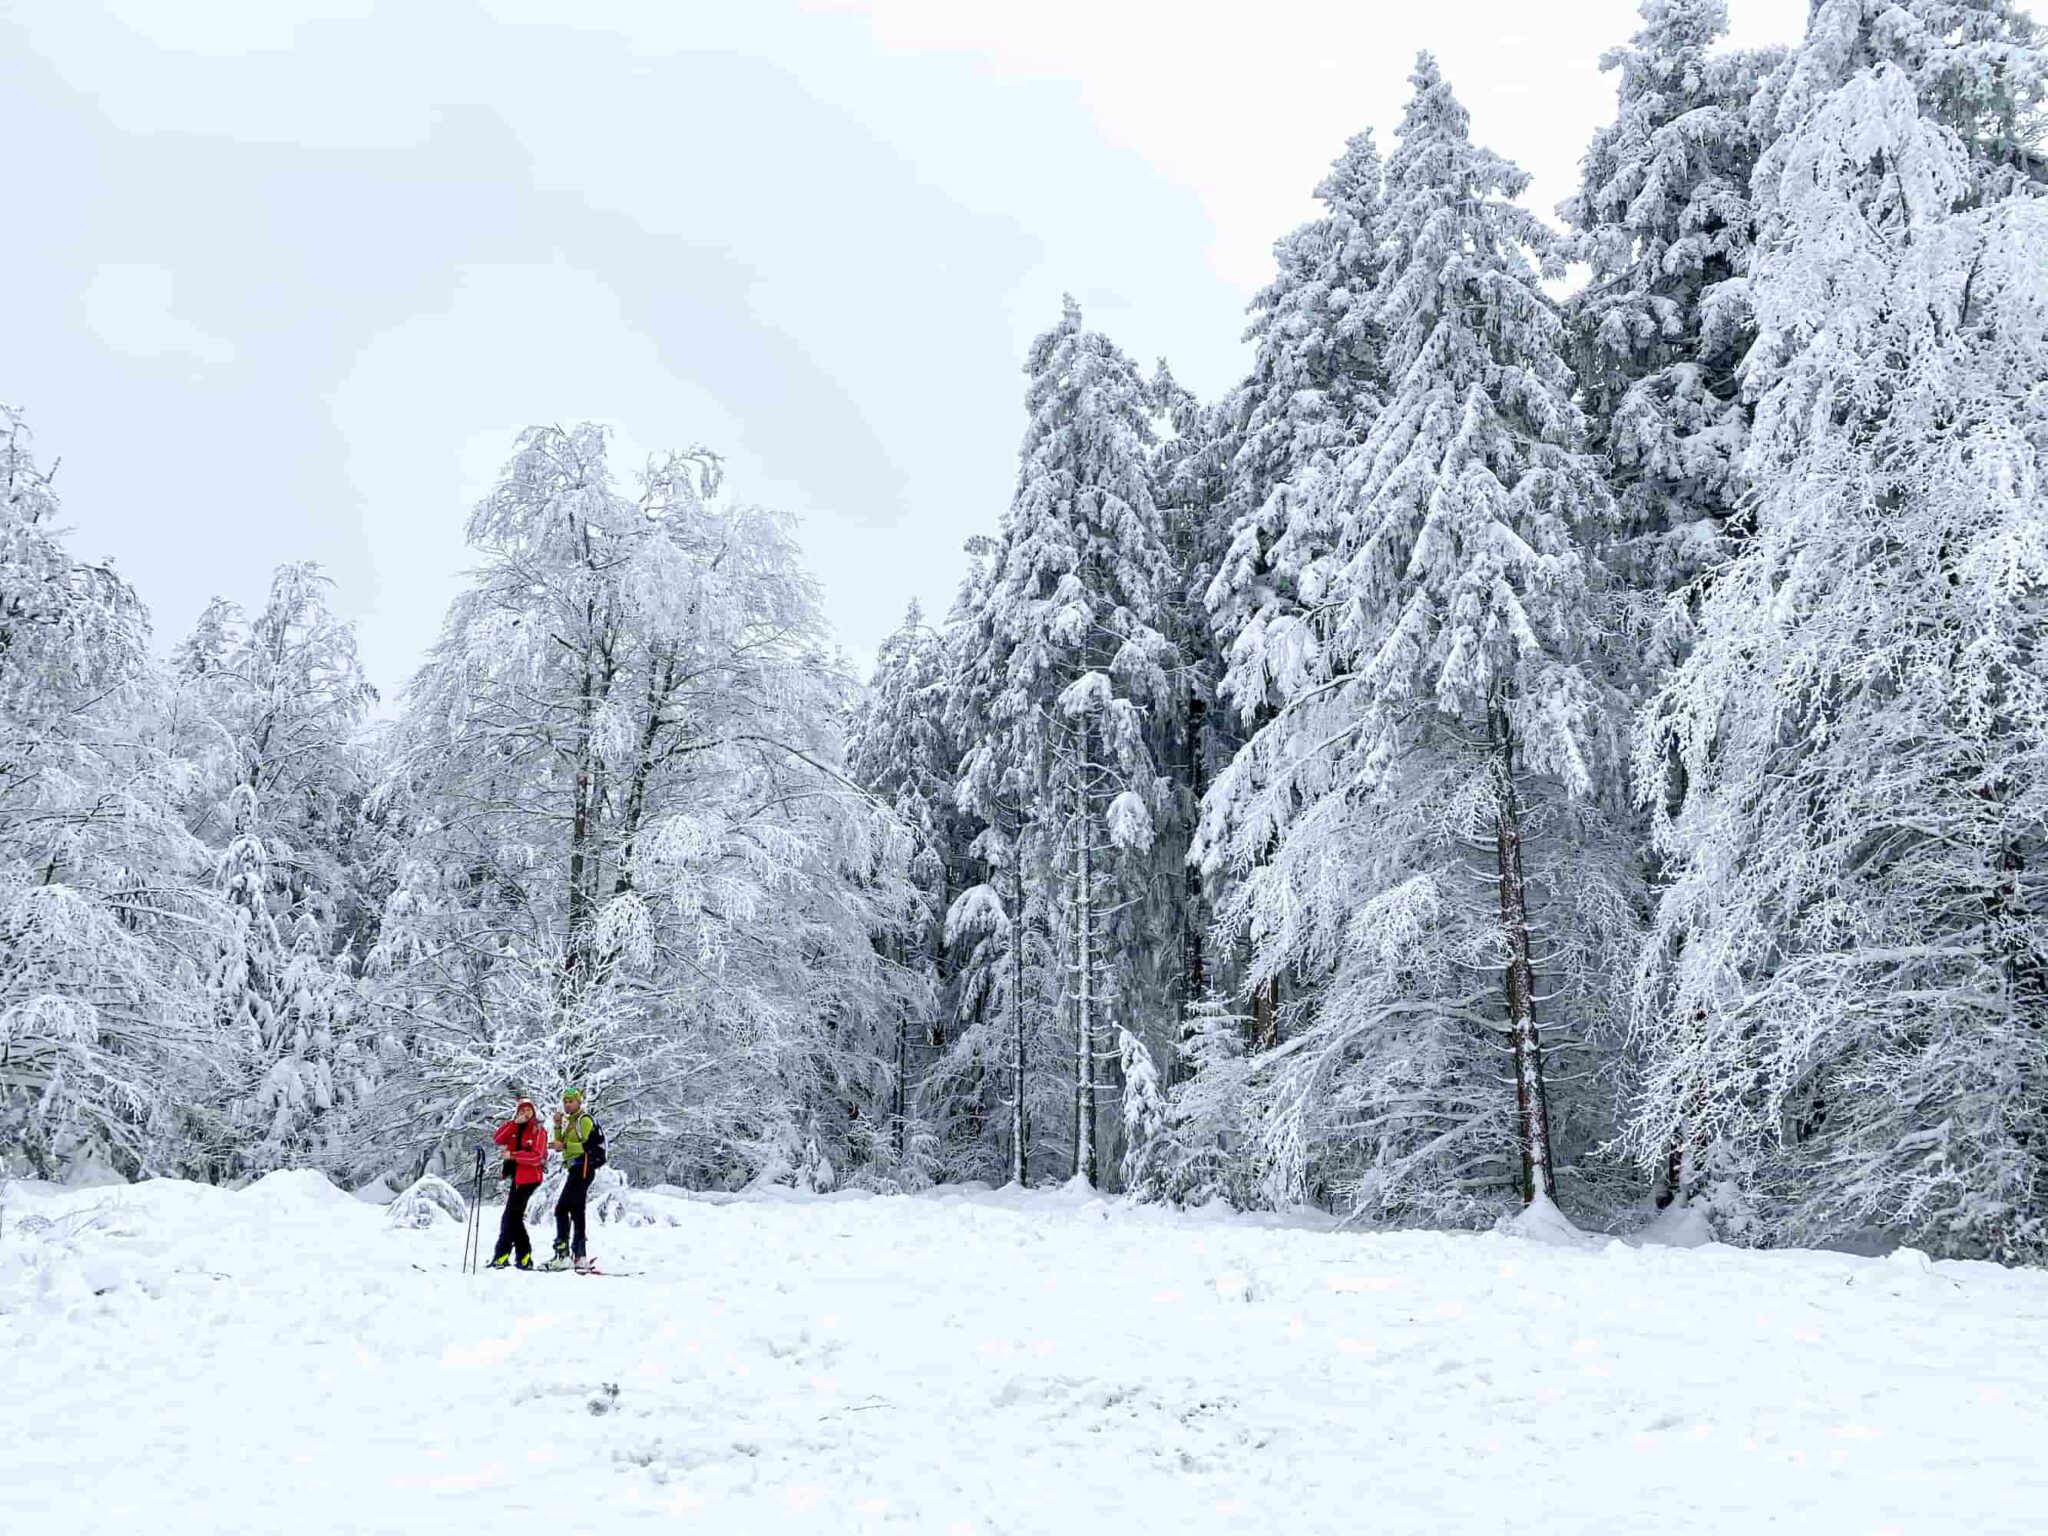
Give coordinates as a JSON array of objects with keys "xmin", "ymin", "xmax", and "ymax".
[
  {"xmin": 1073, "ymin": 738, "xmax": 1097, "ymax": 1187},
  {"xmin": 1250, "ymin": 975, "xmax": 1278, "ymax": 1051},
  {"xmin": 1489, "ymin": 689, "xmax": 1556, "ymax": 1205},
  {"xmin": 610, "ymin": 654, "xmax": 679, "ymax": 900},
  {"xmin": 561, "ymin": 526, "xmax": 616, "ymax": 1020},
  {"xmin": 1010, "ymin": 831, "xmax": 1028, "ymax": 1188},
  {"xmin": 893, "ymin": 988, "xmax": 909, "ymax": 1158},
  {"xmin": 1178, "ymin": 697, "xmax": 1207, "ymax": 1087},
  {"xmin": 564, "ymin": 706, "xmax": 593, "ymax": 984}
]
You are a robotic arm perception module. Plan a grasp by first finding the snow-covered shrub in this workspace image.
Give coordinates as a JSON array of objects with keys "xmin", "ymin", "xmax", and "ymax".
[
  {"xmin": 842, "ymin": 1170, "xmax": 906, "ymax": 1197},
  {"xmin": 590, "ymin": 1167, "xmax": 631, "ymax": 1224},
  {"xmin": 1116, "ymin": 1027, "xmax": 1167, "ymax": 1195},
  {"xmin": 796, "ymin": 1130, "xmax": 837, "ymax": 1194},
  {"xmin": 527, "ymin": 1165, "xmax": 566, "ymax": 1227},
  {"xmin": 1134, "ymin": 999, "xmax": 1258, "ymax": 1210},
  {"xmin": 385, "ymin": 1174, "xmax": 467, "ymax": 1229}
]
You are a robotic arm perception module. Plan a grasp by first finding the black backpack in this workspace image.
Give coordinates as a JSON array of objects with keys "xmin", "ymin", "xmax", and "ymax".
[{"xmin": 583, "ymin": 1118, "xmax": 608, "ymax": 1173}]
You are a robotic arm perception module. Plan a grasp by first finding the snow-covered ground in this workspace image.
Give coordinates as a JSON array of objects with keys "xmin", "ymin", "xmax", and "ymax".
[{"xmin": 6, "ymin": 1173, "xmax": 2047, "ymax": 1534}]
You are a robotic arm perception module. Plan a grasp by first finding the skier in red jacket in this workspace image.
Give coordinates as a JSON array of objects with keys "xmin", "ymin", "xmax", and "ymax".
[{"xmin": 488, "ymin": 1098, "xmax": 549, "ymax": 1269}]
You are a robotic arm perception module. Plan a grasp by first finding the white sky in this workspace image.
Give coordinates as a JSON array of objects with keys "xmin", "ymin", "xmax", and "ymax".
[{"xmin": 4, "ymin": 0, "xmax": 1820, "ymax": 694}]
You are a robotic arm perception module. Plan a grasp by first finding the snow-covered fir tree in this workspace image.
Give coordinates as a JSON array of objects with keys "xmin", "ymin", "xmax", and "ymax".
[
  {"xmin": 209, "ymin": 783, "xmax": 290, "ymax": 1171},
  {"xmin": 1562, "ymin": 0, "xmax": 1783, "ymax": 678},
  {"xmin": 1197, "ymin": 128, "xmax": 1395, "ymax": 1049},
  {"xmin": 1209, "ymin": 130, "xmax": 1389, "ymax": 616},
  {"xmin": 925, "ymin": 537, "xmax": 1065, "ymax": 1185},
  {"xmin": 1141, "ymin": 363, "xmax": 1227, "ymax": 1049},
  {"xmin": 1205, "ymin": 128, "xmax": 1390, "ymax": 738},
  {"xmin": 1633, "ymin": 7, "xmax": 2048, "ymax": 1258},
  {"xmin": 846, "ymin": 599, "xmax": 965, "ymax": 1179},
  {"xmin": 1194, "ymin": 57, "xmax": 1635, "ymax": 1223},
  {"xmin": 953, "ymin": 300, "xmax": 1179, "ymax": 1187}
]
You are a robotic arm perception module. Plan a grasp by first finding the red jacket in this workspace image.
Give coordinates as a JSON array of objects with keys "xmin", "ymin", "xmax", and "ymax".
[{"xmin": 495, "ymin": 1117, "xmax": 549, "ymax": 1186}]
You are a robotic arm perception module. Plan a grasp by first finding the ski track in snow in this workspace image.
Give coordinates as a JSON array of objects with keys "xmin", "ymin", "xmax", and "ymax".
[{"xmin": 6, "ymin": 1172, "xmax": 2048, "ymax": 1534}]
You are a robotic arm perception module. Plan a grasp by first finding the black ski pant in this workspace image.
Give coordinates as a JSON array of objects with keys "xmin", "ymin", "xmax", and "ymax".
[
  {"xmin": 493, "ymin": 1181, "xmax": 536, "ymax": 1263},
  {"xmin": 555, "ymin": 1162, "xmax": 591, "ymax": 1258}
]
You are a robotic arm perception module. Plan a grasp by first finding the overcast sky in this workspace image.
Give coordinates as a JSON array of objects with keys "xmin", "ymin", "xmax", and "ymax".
[{"xmin": 4, "ymin": 0, "xmax": 1817, "ymax": 695}]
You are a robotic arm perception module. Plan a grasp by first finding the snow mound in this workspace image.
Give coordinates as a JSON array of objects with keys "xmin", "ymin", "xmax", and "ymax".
[
  {"xmin": 353, "ymin": 1176, "xmax": 398, "ymax": 1205},
  {"xmin": 1635, "ymin": 1202, "xmax": 1716, "ymax": 1250},
  {"xmin": 60, "ymin": 1157, "xmax": 126, "ymax": 1190},
  {"xmin": 240, "ymin": 1168, "xmax": 352, "ymax": 1209},
  {"xmin": 1501, "ymin": 1193, "xmax": 1594, "ymax": 1247},
  {"xmin": 1212, "ymin": 1266, "xmax": 1262, "ymax": 1303}
]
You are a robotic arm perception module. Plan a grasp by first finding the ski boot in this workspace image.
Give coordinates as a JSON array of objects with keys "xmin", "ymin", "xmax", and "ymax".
[
  {"xmin": 487, "ymin": 1254, "xmax": 511, "ymax": 1270},
  {"xmin": 573, "ymin": 1255, "xmax": 596, "ymax": 1275},
  {"xmin": 515, "ymin": 1253, "xmax": 535, "ymax": 1271},
  {"xmin": 542, "ymin": 1241, "xmax": 575, "ymax": 1272}
]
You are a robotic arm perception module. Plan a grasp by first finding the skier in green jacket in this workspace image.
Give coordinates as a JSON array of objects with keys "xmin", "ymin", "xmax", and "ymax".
[{"xmin": 547, "ymin": 1088, "xmax": 606, "ymax": 1272}]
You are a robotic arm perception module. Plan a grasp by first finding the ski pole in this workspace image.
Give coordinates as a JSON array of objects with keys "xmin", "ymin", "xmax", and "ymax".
[
  {"xmin": 464, "ymin": 1146, "xmax": 485, "ymax": 1274},
  {"xmin": 471, "ymin": 1146, "xmax": 485, "ymax": 1273}
]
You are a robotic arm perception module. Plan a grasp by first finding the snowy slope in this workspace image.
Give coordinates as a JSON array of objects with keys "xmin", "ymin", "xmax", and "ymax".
[{"xmin": 5, "ymin": 1173, "xmax": 2046, "ymax": 1534}]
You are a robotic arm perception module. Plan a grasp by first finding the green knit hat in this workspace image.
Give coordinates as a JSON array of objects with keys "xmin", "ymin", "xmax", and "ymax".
[{"xmin": 563, "ymin": 1087, "xmax": 585, "ymax": 1102}]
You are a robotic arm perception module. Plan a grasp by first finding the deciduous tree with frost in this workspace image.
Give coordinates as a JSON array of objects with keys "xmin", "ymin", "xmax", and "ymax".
[
  {"xmin": 369, "ymin": 424, "xmax": 920, "ymax": 1186},
  {"xmin": 0, "ymin": 408, "xmax": 221, "ymax": 1178},
  {"xmin": 171, "ymin": 562, "xmax": 376, "ymax": 1176},
  {"xmin": 1633, "ymin": 7, "xmax": 2048, "ymax": 1258}
]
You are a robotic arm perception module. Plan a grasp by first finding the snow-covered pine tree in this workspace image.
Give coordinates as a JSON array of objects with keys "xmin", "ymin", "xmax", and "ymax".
[
  {"xmin": 1198, "ymin": 128, "xmax": 1394, "ymax": 1053},
  {"xmin": 940, "ymin": 529, "xmax": 1076, "ymax": 1187},
  {"xmin": 846, "ymin": 599, "xmax": 964, "ymax": 1176},
  {"xmin": 1562, "ymin": 0, "xmax": 1783, "ymax": 678},
  {"xmin": 928, "ymin": 538, "xmax": 1012, "ymax": 1183},
  {"xmin": 1559, "ymin": 0, "xmax": 1785, "ymax": 1208},
  {"xmin": 1633, "ymin": 9, "xmax": 2048, "ymax": 1258},
  {"xmin": 1207, "ymin": 130, "xmax": 1390, "ymax": 664},
  {"xmin": 1142, "ymin": 363, "xmax": 1226, "ymax": 1061},
  {"xmin": 934, "ymin": 828, "xmax": 1060, "ymax": 1186},
  {"xmin": 1196, "ymin": 57, "xmax": 1633, "ymax": 1222},
  {"xmin": 959, "ymin": 300, "xmax": 1179, "ymax": 1187},
  {"xmin": 0, "ymin": 407, "xmax": 221, "ymax": 1179},
  {"xmin": 210, "ymin": 783, "xmax": 289, "ymax": 1172},
  {"xmin": 1126, "ymin": 991, "xmax": 1257, "ymax": 1206}
]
